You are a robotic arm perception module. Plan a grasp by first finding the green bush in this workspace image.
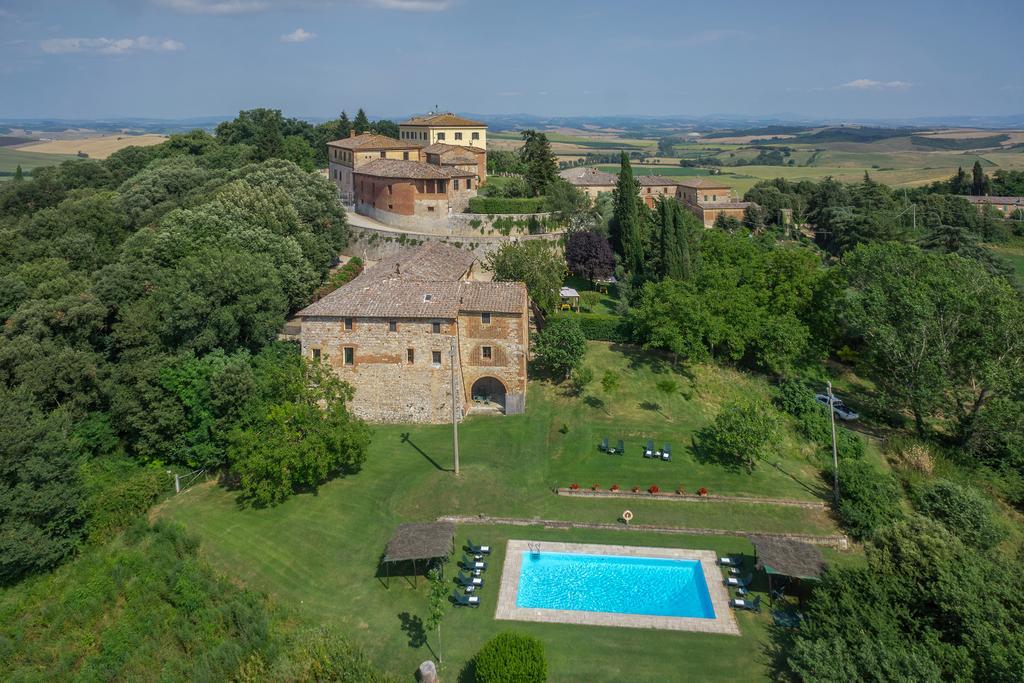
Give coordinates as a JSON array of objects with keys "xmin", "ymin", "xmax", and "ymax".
[
  {"xmin": 829, "ymin": 460, "xmax": 903, "ymax": 539},
  {"xmin": 774, "ymin": 380, "xmax": 865, "ymax": 459},
  {"xmin": 82, "ymin": 459, "xmax": 166, "ymax": 543},
  {"xmin": 910, "ymin": 479, "xmax": 1006, "ymax": 550},
  {"xmin": 697, "ymin": 398, "xmax": 782, "ymax": 473},
  {"xmin": 551, "ymin": 313, "xmax": 631, "ymax": 343},
  {"xmin": 468, "ymin": 196, "xmax": 546, "ymax": 214},
  {"xmin": 533, "ymin": 317, "xmax": 586, "ymax": 380},
  {"xmin": 474, "ymin": 631, "xmax": 547, "ymax": 683}
]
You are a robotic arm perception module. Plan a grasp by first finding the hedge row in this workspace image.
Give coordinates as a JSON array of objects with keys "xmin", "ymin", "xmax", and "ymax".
[
  {"xmin": 468, "ymin": 196, "xmax": 546, "ymax": 214},
  {"xmin": 552, "ymin": 313, "xmax": 632, "ymax": 343}
]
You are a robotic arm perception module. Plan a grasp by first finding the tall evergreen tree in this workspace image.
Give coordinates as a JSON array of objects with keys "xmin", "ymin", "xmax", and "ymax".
[
  {"xmin": 353, "ymin": 108, "xmax": 370, "ymax": 134},
  {"xmin": 518, "ymin": 130, "xmax": 558, "ymax": 197},
  {"xmin": 654, "ymin": 197, "xmax": 698, "ymax": 280},
  {"xmin": 13, "ymin": 164, "xmax": 23, "ymax": 182},
  {"xmin": 949, "ymin": 166, "xmax": 969, "ymax": 194},
  {"xmin": 972, "ymin": 160, "xmax": 987, "ymax": 196},
  {"xmin": 611, "ymin": 152, "xmax": 643, "ymax": 274},
  {"xmin": 338, "ymin": 111, "xmax": 351, "ymax": 138}
]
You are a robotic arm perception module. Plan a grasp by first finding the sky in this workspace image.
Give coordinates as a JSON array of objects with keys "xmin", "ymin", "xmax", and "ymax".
[{"xmin": 1, "ymin": 0, "xmax": 1022, "ymax": 121}]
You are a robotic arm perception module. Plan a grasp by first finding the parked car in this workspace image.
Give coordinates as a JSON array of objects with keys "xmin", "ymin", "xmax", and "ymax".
[{"xmin": 815, "ymin": 394, "xmax": 859, "ymax": 421}]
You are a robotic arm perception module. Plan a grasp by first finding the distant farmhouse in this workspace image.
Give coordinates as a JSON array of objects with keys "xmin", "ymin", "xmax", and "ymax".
[
  {"xmin": 960, "ymin": 195, "xmax": 1024, "ymax": 217},
  {"xmin": 326, "ymin": 113, "xmax": 487, "ymax": 229},
  {"xmin": 296, "ymin": 243, "xmax": 528, "ymax": 424},
  {"xmin": 558, "ymin": 168, "xmax": 754, "ymax": 227}
]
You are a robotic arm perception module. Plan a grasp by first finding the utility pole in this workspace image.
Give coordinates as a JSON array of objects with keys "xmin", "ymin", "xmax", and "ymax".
[
  {"xmin": 450, "ymin": 337, "xmax": 460, "ymax": 476},
  {"xmin": 827, "ymin": 381, "xmax": 839, "ymax": 503}
]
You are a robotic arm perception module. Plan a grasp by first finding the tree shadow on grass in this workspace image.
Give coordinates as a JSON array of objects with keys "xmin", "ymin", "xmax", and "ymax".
[
  {"xmin": 769, "ymin": 459, "xmax": 830, "ymax": 499},
  {"xmin": 398, "ymin": 612, "xmax": 433, "ymax": 656},
  {"xmin": 400, "ymin": 432, "xmax": 450, "ymax": 472},
  {"xmin": 583, "ymin": 395, "xmax": 608, "ymax": 414}
]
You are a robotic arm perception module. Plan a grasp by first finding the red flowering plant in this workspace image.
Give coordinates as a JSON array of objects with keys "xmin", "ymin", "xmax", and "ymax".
[
  {"xmin": 610, "ymin": 484, "xmax": 621, "ymax": 492},
  {"xmin": 648, "ymin": 484, "xmax": 660, "ymax": 494},
  {"xmin": 698, "ymin": 487, "xmax": 708, "ymax": 496},
  {"xmin": 570, "ymin": 483, "xmax": 580, "ymax": 490}
]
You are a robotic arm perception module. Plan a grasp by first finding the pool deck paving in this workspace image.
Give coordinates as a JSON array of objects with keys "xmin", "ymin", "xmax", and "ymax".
[{"xmin": 494, "ymin": 540, "xmax": 740, "ymax": 635}]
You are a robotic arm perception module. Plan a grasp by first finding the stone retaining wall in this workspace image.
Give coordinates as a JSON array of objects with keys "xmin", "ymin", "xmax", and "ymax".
[
  {"xmin": 555, "ymin": 488, "xmax": 827, "ymax": 510},
  {"xmin": 346, "ymin": 223, "xmax": 563, "ymax": 261},
  {"xmin": 437, "ymin": 514, "xmax": 849, "ymax": 549}
]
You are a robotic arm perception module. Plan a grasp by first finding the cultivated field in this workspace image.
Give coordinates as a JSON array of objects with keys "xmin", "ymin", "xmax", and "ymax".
[
  {"xmin": 17, "ymin": 133, "xmax": 167, "ymax": 159},
  {"xmin": 0, "ymin": 148, "xmax": 78, "ymax": 179}
]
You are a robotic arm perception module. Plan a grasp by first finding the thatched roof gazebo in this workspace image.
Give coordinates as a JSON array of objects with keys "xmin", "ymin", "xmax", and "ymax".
[
  {"xmin": 381, "ymin": 522, "xmax": 456, "ymax": 588},
  {"xmin": 749, "ymin": 535, "xmax": 826, "ymax": 605}
]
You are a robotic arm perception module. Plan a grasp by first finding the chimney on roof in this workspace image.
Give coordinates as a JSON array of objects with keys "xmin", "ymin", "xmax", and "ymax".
[{"xmin": 350, "ymin": 130, "xmax": 356, "ymax": 138}]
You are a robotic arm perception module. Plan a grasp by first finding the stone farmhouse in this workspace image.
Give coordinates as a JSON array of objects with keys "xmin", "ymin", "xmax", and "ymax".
[
  {"xmin": 296, "ymin": 243, "xmax": 528, "ymax": 424},
  {"xmin": 961, "ymin": 194, "xmax": 1023, "ymax": 217},
  {"xmin": 558, "ymin": 167, "xmax": 754, "ymax": 227}
]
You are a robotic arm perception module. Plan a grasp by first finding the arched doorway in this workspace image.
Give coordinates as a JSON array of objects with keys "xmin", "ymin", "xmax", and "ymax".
[{"xmin": 470, "ymin": 377, "xmax": 507, "ymax": 413}]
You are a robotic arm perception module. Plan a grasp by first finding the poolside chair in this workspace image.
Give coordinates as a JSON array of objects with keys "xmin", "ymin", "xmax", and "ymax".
[
  {"xmin": 717, "ymin": 556, "xmax": 741, "ymax": 567},
  {"xmin": 599, "ymin": 436, "xmax": 609, "ymax": 452},
  {"xmin": 661, "ymin": 443, "xmax": 672, "ymax": 462},
  {"xmin": 608, "ymin": 439, "xmax": 624, "ymax": 455},
  {"xmin": 725, "ymin": 573, "xmax": 752, "ymax": 588},
  {"xmin": 730, "ymin": 596, "xmax": 761, "ymax": 612},
  {"xmin": 459, "ymin": 554, "xmax": 487, "ymax": 571},
  {"xmin": 644, "ymin": 439, "xmax": 655, "ymax": 458},
  {"xmin": 451, "ymin": 591, "xmax": 480, "ymax": 608},
  {"xmin": 466, "ymin": 539, "xmax": 491, "ymax": 555},
  {"xmin": 455, "ymin": 572, "xmax": 483, "ymax": 588}
]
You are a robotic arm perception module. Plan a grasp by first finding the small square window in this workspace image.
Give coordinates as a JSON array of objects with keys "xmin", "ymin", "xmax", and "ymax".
[
  {"xmin": 432, "ymin": 322, "xmax": 441, "ymax": 334},
  {"xmin": 389, "ymin": 320, "xmax": 398, "ymax": 332},
  {"xmin": 380, "ymin": 151, "xmax": 385, "ymax": 158},
  {"xmin": 428, "ymin": 206, "xmax": 435, "ymax": 212},
  {"xmin": 403, "ymin": 151, "xmax": 409, "ymax": 160},
  {"xmin": 453, "ymin": 179, "xmax": 459, "ymax": 190},
  {"xmin": 482, "ymin": 346, "xmax": 492, "ymax": 359},
  {"xmin": 455, "ymin": 132, "xmax": 462, "ymax": 140},
  {"xmin": 312, "ymin": 348, "xmax": 321, "ymax": 360},
  {"xmin": 432, "ymin": 351, "xmax": 442, "ymax": 365},
  {"xmin": 344, "ymin": 347, "xmax": 354, "ymax": 365},
  {"xmin": 472, "ymin": 132, "xmax": 480, "ymax": 140},
  {"xmin": 344, "ymin": 317, "xmax": 353, "ymax": 330},
  {"xmin": 424, "ymin": 294, "xmax": 432, "ymax": 302},
  {"xmin": 407, "ymin": 348, "xmax": 415, "ymax": 364},
  {"xmin": 437, "ymin": 132, "xmax": 445, "ymax": 141},
  {"xmin": 481, "ymin": 312, "xmax": 491, "ymax": 324}
]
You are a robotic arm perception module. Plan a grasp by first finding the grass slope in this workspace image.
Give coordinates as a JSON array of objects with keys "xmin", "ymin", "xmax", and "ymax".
[
  {"xmin": 158, "ymin": 343, "xmax": 853, "ymax": 680},
  {"xmin": 0, "ymin": 147, "xmax": 77, "ymax": 177}
]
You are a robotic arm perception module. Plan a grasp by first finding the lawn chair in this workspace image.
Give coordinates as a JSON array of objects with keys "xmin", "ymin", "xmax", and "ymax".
[
  {"xmin": 451, "ymin": 591, "xmax": 480, "ymax": 607},
  {"xmin": 599, "ymin": 436, "xmax": 609, "ymax": 452},
  {"xmin": 725, "ymin": 573, "xmax": 752, "ymax": 588},
  {"xmin": 730, "ymin": 596, "xmax": 761, "ymax": 612},
  {"xmin": 644, "ymin": 439, "xmax": 655, "ymax": 458},
  {"xmin": 459, "ymin": 554, "xmax": 487, "ymax": 571},
  {"xmin": 661, "ymin": 443, "xmax": 672, "ymax": 462},
  {"xmin": 466, "ymin": 539, "xmax": 491, "ymax": 555},
  {"xmin": 455, "ymin": 572, "xmax": 483, "ymax": 588},
  {"xmin": 609, "ymin": 439, "xmax": 624, "ymax": 455},
  {"xmin": 717, "ymin": 556, "xmax": 741, "ymax": 567}
]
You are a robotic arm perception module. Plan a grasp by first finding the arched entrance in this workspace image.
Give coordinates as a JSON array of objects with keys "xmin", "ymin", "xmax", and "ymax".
[{"xmin": 470, "ymin": 377, "xmax": 507, "ymax": 413}]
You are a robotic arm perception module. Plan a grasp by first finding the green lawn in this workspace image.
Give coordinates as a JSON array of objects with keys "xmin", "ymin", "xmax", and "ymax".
[
  {"xmin": 990, "ymin": 243, "xmax": 1024, "ymax": 285},
  {"xmin": 159, "ymin": 342, "xmax": 853, "ymax": 680}
]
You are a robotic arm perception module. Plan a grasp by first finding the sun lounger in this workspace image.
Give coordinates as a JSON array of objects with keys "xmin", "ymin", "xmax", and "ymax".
[
  {"xmin": 717, "ymin": 556, "xmax": 740, "ymax": 567},
  {"xmin": 599, "ymin": 437, "xmax": 609, "ymax": 452},
  {"xmin": 451, "ymin": 591, "xmax": 480, "ymax": 607},
  {"xmin": 644, "ymin": 439, "xmax": 655, "ymax": 458},
  {"xmin": 459, "ymin": 555, "xmax": 487, "ymax": 571},
  {"xmin": 661, "ymin": 443, "xmax": 672, "ymax": 461},
  {"xmin": 609, "ymin": 439, "xmax": 624, "ymax": 455},
  {"xmin": 730, "ymin": 596, "xmax": 761, "ymax": 612},
  {"xmin": 725, "ymin": 573, "xmax": 752, "ymax": 588},
  {"xmin": 455, "ymin": 572, "xmax": 483, "ymax": 588},
  {"xmin": 466, "ymin": 539, "xmax": 491, "ymax": 555}
]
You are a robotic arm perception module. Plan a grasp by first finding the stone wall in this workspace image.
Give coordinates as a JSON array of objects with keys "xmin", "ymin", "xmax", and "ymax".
[
  {"xmin": 345, "ymin": 223, "xmax": 563, "ymax": 261},
  {"xmin": 300, "ymin": 315, "xmax": 466, "ymax": 424},
  {"xmin": 458, "ymin": 309, "xmax": 529, "ymax": 414}
]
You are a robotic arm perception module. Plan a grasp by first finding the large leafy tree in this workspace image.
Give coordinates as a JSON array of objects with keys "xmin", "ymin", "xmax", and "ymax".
[
  {"xmin": 518, "ymin": 130, "xmax": 558, "ymax": 197},
  {"xmin": 533, "ymin": 316, "xmax": 586, "ymax": 380},
  {"xmin": 565, "ymin": 230, "xmax": 614, "ymax": 283},
  {"xmin": 696, "ymin": 398, "xmax": 781, "ymax": 472},
  {"xmin": 485, "ymin": 239, "xmax": 567, "ymax": 314}
]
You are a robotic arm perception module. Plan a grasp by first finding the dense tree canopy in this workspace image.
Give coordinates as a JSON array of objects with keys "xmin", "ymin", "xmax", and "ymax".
[{"xmin": 485, "ymin": 239, "xmax": 567, "ymax": 314}]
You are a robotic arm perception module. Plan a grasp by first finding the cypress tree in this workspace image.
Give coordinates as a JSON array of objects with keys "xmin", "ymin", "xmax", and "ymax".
[
  {"xmin": 354, "ymin": 108, "xmax": 370, "ymax": 134},
  {"xmin": 611, "ymin": 152, "xmax": 643, "ymax": 274},
  {"xmin": 13, "ymin": 164, "xmax": 23, "ymax": 182},
  {"xmin": 972, "ymin": 161, "xmax": 986, "ymax": 196},
  {"xmin": 338, "ymin": 111, "xmax": 351, "ymax": 138},
  {"xmin": 950, "ymin": 166, "xmax": 968, "ymax": 194}
]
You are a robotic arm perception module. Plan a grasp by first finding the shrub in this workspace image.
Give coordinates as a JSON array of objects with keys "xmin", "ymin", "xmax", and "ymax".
[
  {"xmin": 696, "ymin": 398, "xmax": 782, "ymax": 472},
  {"xmin": 82, "ymin": 461, "xmax": 165, "ymax": 543},
  {"xmin": 533, "ymin": 317, "xmax": 586, "ymax": 380},
  {"xmin": 552, "ymin": 312, "xmax": 632, "ymax": 343},
  {"xmin": 631, "ymin": 486, "xmax": 640, "ymax": 493},
  {"xmin": 911, "ymin": 479, "xmax": 1006, "ymax": 550},
  {"xmin": 887, "ymin": 436, "xmax": 934, "ymax": 475},
  {"xmin": 474, "ymin": 631, "xmax": 547, "ymax": 683},
  {"xmin": 797, "ymin": 406, "xmax": 865, "ymax": 460},
  {"xmin": 569, "ymin": 483, "xmax": 579, "ymax": 490},
  {"xmin": 591, "ymin": 483, "xmax": 600, "ymax": 491},
  {"xmin": 468, "ymin": 196, "xmax": 546, "ymax": 214},
  {"xmin": 648, "ymin": 484, "xmax": 660, "ymax": 494},
  {"xmin": 698, "ymin": 487, "xmax": 708, "ymax": 496},
  {"xmin": 610, "ymin": 484, "xmax": 620, "ymax": 492},
  {"xmin": 829, "ymin": 460, "xmax": 903, "ymax": 539}
]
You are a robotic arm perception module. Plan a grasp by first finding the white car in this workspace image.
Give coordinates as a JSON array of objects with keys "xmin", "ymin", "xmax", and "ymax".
[{"xmin": 815, "ymin": 394, "xmax": 859, "ymax": 421}]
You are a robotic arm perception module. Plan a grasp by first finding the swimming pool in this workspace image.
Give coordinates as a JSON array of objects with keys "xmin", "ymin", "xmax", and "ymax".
[{"xmin": 515, "ymin": 551, "xmax": 716, "ymax": 619}]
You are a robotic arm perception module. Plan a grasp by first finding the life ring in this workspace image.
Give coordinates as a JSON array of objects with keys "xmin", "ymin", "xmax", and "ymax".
[{"xmin": 622, "ymin": 510, "xmax": 634, "ymax": 523}]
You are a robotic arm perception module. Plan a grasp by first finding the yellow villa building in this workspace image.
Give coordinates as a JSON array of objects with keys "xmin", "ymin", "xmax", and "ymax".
[{"xmin": 399, "ymin": 112, "xmax": 487, "ymax": 149}]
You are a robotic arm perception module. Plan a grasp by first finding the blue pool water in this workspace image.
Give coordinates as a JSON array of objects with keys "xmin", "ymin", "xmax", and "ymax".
[{"xmin": 515, "ymin": 551, "xmax": 716, "ymax": 618}]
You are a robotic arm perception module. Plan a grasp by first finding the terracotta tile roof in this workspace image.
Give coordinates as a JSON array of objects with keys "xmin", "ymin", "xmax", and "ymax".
[
  {"xmin": 636, "ymin": 175, "xmax": 679, "ymax": 186},
  {"xmin": 961, "ymin": 195, "xmax": 1023, "ymax": 205},
  {"xmin": 559, "ymin": 166, "xmax": 617, "ymax": 186},
  {"xmin": 422, "ymin": 142, "xmax": 485, "ymax": 155},
  {"xmin": 697, "ymin": 201, "xmax": 753, "ymax": 209},
  {"xmin": 401, "ymin": 112, "xmax": 486, "ymax": 127},
  {"xmin": 328, "ymin": 133, "xmax": 421, "ymax": 151},
  {"xmin": 354, "ymin": 159, "xmax": 474, "ymax": 179},
  {"xmin": 677, "ymin": 177, "xmax": 733, "ymax": 189},
  {"xmin": 296, "ymin": 243, "xmax": 525, "ymax": 318}
]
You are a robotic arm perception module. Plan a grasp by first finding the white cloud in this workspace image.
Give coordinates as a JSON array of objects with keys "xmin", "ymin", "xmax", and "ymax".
[
  {"xmin": 40, "ymin": 36, "xmax": 185, "ymax": 55},
  {"xmin": 154, "ymin": 0, "xmax": 452, "ymax": 12},
  {"xmin": 281, "ymin": 27, "xmax": 316, "ymax": 42},
  {"xmin": 838, "ymin": 78, "xmax": 912, "ymax": 91}
]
